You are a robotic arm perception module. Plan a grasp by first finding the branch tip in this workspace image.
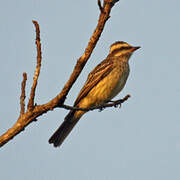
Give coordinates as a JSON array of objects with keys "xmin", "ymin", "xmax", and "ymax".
[
  {"xmin": 23, "ymin": 72, "xmax": 27, "ymax": 80},
  {"xmin": 98, "ymin": 0, "xmax": 104, "ymax": 13},
  {"xmin": 104, "ymin": 0, "xmax": 120, "ymax": 7},
  {"xmin": 32, "ymin": 20, "xmax": 40, "ymax": 41},
  {"xmin": 27, "ymin": 20, "xmax": 42, "ymax": 111}
]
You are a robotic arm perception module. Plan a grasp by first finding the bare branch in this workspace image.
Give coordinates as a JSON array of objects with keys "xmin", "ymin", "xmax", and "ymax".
[
  {"xmin": 0, "ymin": 0, "xmax": 122, "ymax": 148},
  {"xmin": 27, "ymin": 20, "xmax": 42, "ymax": 111},
  {"xmin": 20, "ymin": 72, "xmax": 27, "ymax": 115},
  {"xmin": 104, "ymin": 0, "xmax": 120, "ymax": 7},
  {"xmin": 52, "ymin": 0, "xmax": 120, "ymax": 107},
  {"xmin": 61, "ymin": 94, "xmax": 131, "ymax": 111},
  {"xmin": 98, "ymin": 0, "xmax": 104, "ymax": 13}
]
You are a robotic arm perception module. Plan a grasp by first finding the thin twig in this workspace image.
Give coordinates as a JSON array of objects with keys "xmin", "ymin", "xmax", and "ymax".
[
  {"xmin": 27, "ymin": 21, "xmax": 42, "ymax": 111},
  {"xmin": 61, "ymin": 94, "xmax": 131, "ymax": 111},
  {"xmin": 20, "ymin": 72, "xmax": 27, "ymax": 115},
  {"xmin": 98, "ymin": 0, "xmax": 104, "ymax": 13}
]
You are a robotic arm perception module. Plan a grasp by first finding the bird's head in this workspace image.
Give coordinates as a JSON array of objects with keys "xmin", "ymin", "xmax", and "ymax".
[{"xmin": 109, "ymin": 41, "xmax": 140, "ymax": 58}]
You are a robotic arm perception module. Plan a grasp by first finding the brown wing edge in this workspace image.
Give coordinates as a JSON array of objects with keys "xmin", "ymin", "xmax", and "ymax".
[{"xmin": 74, "ymin": 58, "xmax": 114, "ymax": 106}]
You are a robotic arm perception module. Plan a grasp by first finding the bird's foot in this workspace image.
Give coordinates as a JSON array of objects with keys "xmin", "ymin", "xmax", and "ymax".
[{"xmin": 98, "ymin": 107, "xmax": 105, "ymax": 112}]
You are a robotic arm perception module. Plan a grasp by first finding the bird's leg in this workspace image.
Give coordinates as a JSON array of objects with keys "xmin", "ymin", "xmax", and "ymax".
[
  {"xmin": 98, "ymin": 106, "xmax": 105, "ymax": 112},
  {"xmin": 99, "ymin": 108, "xmax": 104, "ymax": 112}
]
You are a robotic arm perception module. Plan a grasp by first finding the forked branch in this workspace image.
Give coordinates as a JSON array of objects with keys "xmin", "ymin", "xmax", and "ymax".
[{"xmin": 0, "ymin": 0, "xmax": 124, "ymax": 148}]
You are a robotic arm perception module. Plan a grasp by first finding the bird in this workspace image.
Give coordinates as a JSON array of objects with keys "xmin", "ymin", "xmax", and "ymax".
[{"xmin": 49, "ymin": 41, "xmax": 140, "ymax": 147}]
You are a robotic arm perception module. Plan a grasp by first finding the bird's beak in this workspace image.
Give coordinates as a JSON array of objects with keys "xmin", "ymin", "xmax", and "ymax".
[{"xmin": 130, "ymin": 46, "xmax": 141, "ymax": 52}]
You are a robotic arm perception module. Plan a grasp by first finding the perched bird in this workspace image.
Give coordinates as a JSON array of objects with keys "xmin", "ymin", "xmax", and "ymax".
[{"xmin": 49, "ymin": 41, "xmax": 140, "ymax": 147}]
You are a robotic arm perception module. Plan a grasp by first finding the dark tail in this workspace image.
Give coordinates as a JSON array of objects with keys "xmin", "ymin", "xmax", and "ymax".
[{"xmin": 48, "ymin": 110, "xmax": 81, "ymax": 147}]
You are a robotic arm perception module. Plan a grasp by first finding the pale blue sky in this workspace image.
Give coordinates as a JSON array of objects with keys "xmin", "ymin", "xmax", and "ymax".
[{"xmin": 0, "ymin": 0, "xmax": 180, "ymax": 180}]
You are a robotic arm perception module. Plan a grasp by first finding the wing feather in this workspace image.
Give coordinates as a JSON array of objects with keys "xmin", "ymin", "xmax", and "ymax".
[{"xmin": 74, "ymin": 58, "xmax": 114, "ymax": 106}]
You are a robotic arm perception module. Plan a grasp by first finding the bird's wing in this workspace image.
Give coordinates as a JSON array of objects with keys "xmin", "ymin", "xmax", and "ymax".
[{"xmin": 74, "ymin": 58, "xmax": 114, "ymax": 106}]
